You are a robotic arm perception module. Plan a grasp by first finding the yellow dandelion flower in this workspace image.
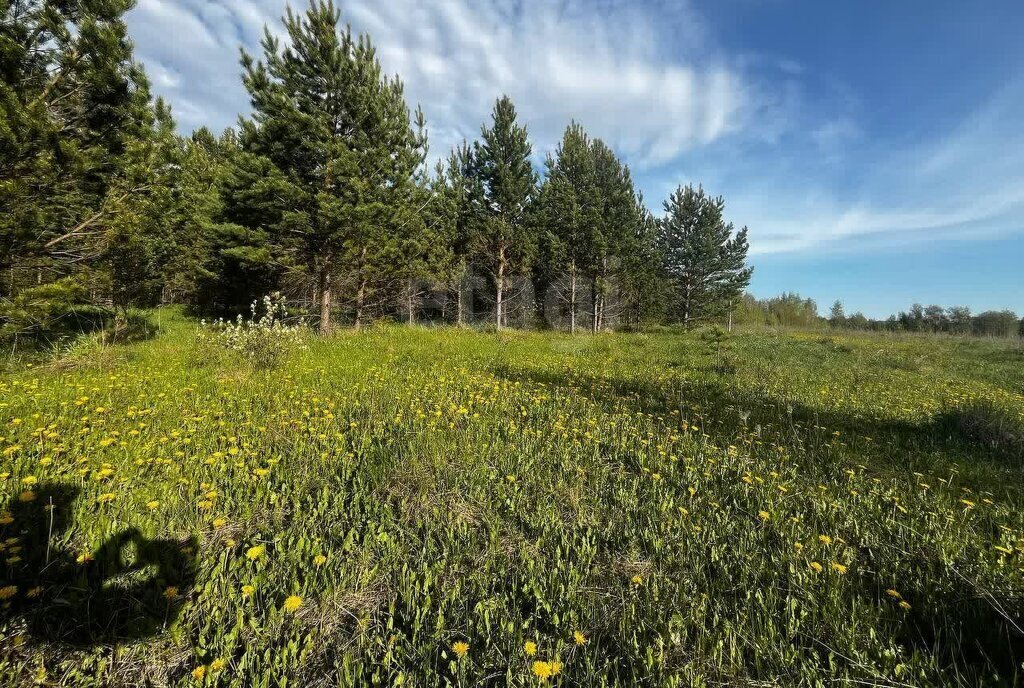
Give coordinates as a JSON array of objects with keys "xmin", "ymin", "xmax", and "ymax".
[
  {"xmin": 97, "ymin": 493, "xmax": 116, "ymax": 504},
  {"xmin": 830, "ymin": 562, "xmax": 847, "ymax": 574},
  {"xmin": 758, "ymin": 510, "xmax": 770, "ymax": 521},
  {"xmin": 809, "ymin": 561, "xmax": 823, "ymax": 573},
  {"xmin": 76, "ymin": 551, "xmax": 93, "ymax": 564},
  {"xmin": 532, "ymin": 661, "xmax": 552, "ymax": 679},
  {"xmin": 210, "ymin": 658, "xmax": 226, "ymax": 672},
  {"xmin": 245, "ymin": 544, "xmax": 265, "ymax": 561},
  {"xmin": 573, "ymin": 630, "xmax": 587, "ymax": 646},
  {"xmin": 0, "ymin": 585, "xmax": 17, "ymax": 600},
  {"xmin": 313, "ymin": 553, "xmax": 327, "ymax": 566},
  {"xmin": 818, "ymin": 535, "xmax": 832, "ymax": 545},
  {"xmin": 241, "ymin": 584, "xmax": 255, "ymax": 597},
  {"xmin": 163, "ymin": 586, "xmax": 179, "ymax": 600},
  {"xmin": 20, "ymin": 475, "xmax": 37, "ymax": 486},
  {"xmin": 27, "ymin": 586, "xmax": 42, "ymax": 598},
  {"xmin": 452, "ymin": 641, "xmax": 469, "ymax": 659},
  {"xmin": 0, "ymin": 512, "xmax": 13, "ymax": 526},
  {"xmin": 899, "ymin": 600, "xmax": 912, "ymax": 610},
  {"xmin": 146, "ymin": 500, "xmax": 159, "ymax": 510},
  {"xmin": 524, "ymin": 640, "xmax": 537, "ymax": 657},
  {"xmin": 212, "ymin": 517, "xmax": 227, "ymax": 528},
  {"xmin": 191, "ymin": 665, "xmax": 206, "ymax": 680},
  {"xmin": 631, "ymin": 574, "xmax": 643, "ymax": 586},
  {"xmin": 885, "ymin": 589, "xmax": 902, "ymax": 599},
  {"xmin": 551, "ymin": 661, "xmax": 562, "ymax": 676},
  {"xmin": 283, "ymin": 595, "xmax": 302, "ymax": 612},
  {"xmin": 18, "ymin": 491, "xmax": 36, "ymax": 503}
]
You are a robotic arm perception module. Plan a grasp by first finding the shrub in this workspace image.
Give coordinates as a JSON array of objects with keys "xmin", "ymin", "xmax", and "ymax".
[{"xmin": 200, "ymin": 293, "xmax": 304, "ymax": 370}]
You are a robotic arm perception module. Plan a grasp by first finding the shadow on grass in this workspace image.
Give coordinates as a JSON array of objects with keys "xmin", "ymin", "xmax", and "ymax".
[
  {"xmin": 490, "ymin": 361, "xmax": 1024, "ymax": 683},
  {"xmin": 0, "ymin": 483, "xmax": 196, "ymax": 647}
]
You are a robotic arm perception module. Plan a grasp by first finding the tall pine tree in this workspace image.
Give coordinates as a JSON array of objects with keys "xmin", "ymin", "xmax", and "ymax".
[
  {"xmin": 474, "ymin": 96, "xmax": 537, "ymax": 328},
  {"xmin": 658, "ymin": 185, "xmax": 752, "ymax": 326},
  {"xmin": 238, "ymin": 0, "xmax": 425, "ymax": 333}
]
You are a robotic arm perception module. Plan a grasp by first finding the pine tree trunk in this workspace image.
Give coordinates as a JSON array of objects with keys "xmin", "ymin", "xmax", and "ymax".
[
  {"xmin": 406, "ymin": 278, "xmax": 415, "ymax": 325},
  {"xmin": 495, "ymin": 246, "xmax": 506, "ymax": 329},
  {"xmin": 456, "ymin": 280, "xmax": 464, "ymax": 327},
  {"xmin": 569, "ymin": 262, "xmax": 577, "ymax": 334},
  {"xmin": 318, "ymin": 268, "xmax": 332, "ymax": 336},
  {"xmin": 354, "ymin": 279, "xmax": 366, "ymax": 331}
]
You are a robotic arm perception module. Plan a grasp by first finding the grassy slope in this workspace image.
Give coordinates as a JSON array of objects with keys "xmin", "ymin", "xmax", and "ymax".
[{"xmin": 1, "ymin": 312, "xmax": 1023, "ymax": 686}]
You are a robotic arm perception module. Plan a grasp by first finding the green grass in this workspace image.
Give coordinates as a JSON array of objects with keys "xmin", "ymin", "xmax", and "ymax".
[{"xmin": 2, "ymin": 311, "xmax": 1023, "ymax": 686}]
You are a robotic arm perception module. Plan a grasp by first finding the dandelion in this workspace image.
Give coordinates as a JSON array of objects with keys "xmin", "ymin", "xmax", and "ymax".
[
  {"xmin": 18, "ymin": 490, "xmax": 36, "ymax": 503},
  {"xmin": 0, "ymin": 512, "xmax": 13, "ymax": 526},
  {"xmin": 164, "ymin": 586, "xmax": 179, "ymax": 600},
  {"xmin": 27, "ymin": 586, "xmax": 42, "ymax": 598},
  {"xmin": 97, "ymin": 493, "xmax": 116, "ymax": 504},
  {"xmin": 241, "ymin": 584, "xmax": 255, "ymax": 597},
  {"xmin": 830, "ymin": 562, "xmax": 847, "ymax": 574},
  {"xmin": 452, "ymin": 641, "xmax": 469, "ymax": 659},
  {"xmin": 532, "ymin": 661, "xmax": 553, "ymax": 679},
  {"xmin": 313, "ymin": 554, "xmax": 327, "ymax": 566},
  {"xmin": 0, "ymin": 585, "xmax": 17, "ymax": 600},
  {"xmin": 283, "ymin": 595, "xmax": 302, "ymax": 612},
  {"xmin": 885, "ymin": 589, "xmax": 902, "ymax": 599},
  {"xmin": 146, "ymin": 500, "xmax": 159, "ymax": 510},
  {"xmin": 20, "ymin": 475, "xmax": 37, "ymax": 486},
  {"xmin": 246, "ymin": 544, "xmax": 265, "ymax": 561},
  {"xmin": 899, "ymin": 600, "xmax": 912, "ymax": 610},
  {"xmin": 524, "ymin": 640, "xmax": 537, "ymax": 657},
  {"xmin": 809, "ymin": 561, "xmax": 823, "ymax": 573},
  {"xmin": 573, "ymin": 630, "xmax": 587, "ymax": 646},
  {"xmin": 191, "ymin": 665, "xmax": 206, "ymax": 680},
  {"xmin": 631, "ymin": 574, "xmax": 643, "ymax": 586},
  {"xmin": 212, "ymin": 517, "xmax": 227, "ymax": 528},
  {"xmin": 210, "ymin": 658, "xmax": 226, "ymax": 672},
  {"xmin": 550, "ymin": 661, "xmax": 562, "ymax": 676},
  {"xmin": 818, "ymin": 535, "xmax": 832, "ymax": 545},
  {"xmin": 76, "ymin": 551, "xmax": 94, "ymax": 564},
  {"xmin": 758, "ymin": 510, "xmax": 770, "ymax": 521}
]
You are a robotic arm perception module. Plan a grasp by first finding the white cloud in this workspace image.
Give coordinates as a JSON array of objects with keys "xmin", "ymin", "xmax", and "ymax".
[{"xmin": 127, "ymin": 0, "xmax": 757, "ymax": 165}]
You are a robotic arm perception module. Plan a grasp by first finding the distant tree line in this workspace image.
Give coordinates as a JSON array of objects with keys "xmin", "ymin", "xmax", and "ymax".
[
  {"xmin": 1, "ymin": 0, "xmax": 752, "ymax": 344},
  {"xmin": 828, "ymin": 302, "xmax": 1023, "ymax": 338}
]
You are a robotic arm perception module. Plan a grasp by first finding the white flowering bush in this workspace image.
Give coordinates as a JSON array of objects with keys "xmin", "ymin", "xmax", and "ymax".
[{"xmin": 201, "ymin": 294, "xmax": 304, "ymax": 369}]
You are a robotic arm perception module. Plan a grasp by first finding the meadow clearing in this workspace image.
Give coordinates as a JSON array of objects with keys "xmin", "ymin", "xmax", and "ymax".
[{"xmin": 1, "ymin": 313, "xmax": 1024, "ymax": 686}]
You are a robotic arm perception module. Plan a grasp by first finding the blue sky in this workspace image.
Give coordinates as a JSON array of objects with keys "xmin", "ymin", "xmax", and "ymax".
[{"xmin": 125, "ymin": 0, "xmax": 1024, "ymax": 318}]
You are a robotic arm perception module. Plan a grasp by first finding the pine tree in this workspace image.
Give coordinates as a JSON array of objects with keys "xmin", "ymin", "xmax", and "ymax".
[
  {"xmin": 474, "ymin": 96, "xmax": 537, "ymax": 328},
  {"xmin": 658, "ymin": 185, "xmax": 752, "ymax": 326},
  {"xmin": 590, "ymin": 139, "xmax": 643, "ymax": 332},
  {"xmin": 238, "ymin": 0, "xmax": 425, "ymax": 333},
  {"xmin": 1, "ymin": 0, "xmax": 155, "ymax": 298},
  {"xmin": 536, "ymin": 122, "xmax": 600, "ymax": 333}
]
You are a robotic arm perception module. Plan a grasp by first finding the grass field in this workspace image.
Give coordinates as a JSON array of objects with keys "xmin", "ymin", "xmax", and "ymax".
[{"xmin": 2, "ymin": 312, "xmax": 1024, "ymax": 686}]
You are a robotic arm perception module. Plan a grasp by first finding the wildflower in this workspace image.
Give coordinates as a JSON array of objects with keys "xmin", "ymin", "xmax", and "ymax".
[
  {"xmin": 818, "ymin": 535, "xmax": 832, "ymax": 545},
  {"xmin": 164, "ymin": 586, "xmax": 179, "ymax": 600},
  {"xmin": 76, "ymin": 551, "xmax": 94, "ymax": 564},
  {"xmin": 313, "ymin": 554, "xmax": 327, "ymax": 566},
  {"xmin": 97, "ymin": 493, "xmax": 116, "ymax": 504},
  {"xmin": 212, "ymin": 517, "xmax": 227, "ymax": 528},
  {"xmin": 283, "ymin": 595, "xmax": 302, "ymax": 612},
  {"xmin": 0, "ymin": 585, "xmax": 17, "ymax": 600},
  {"xmin": 452, "ymin": 641, "xmax": 469, "ymax": 659},
  {"xmin": 830, "ymin": 562, "xmax": 847, "ymax": 574},
  {"xmin": 550, "ymin": 661, "xmax": 562, "ymax": 676},
  {"xmin": 20, "ymin": 475, "xmax": 37, "ymax": 486},
  {"xmin": 245, "ymin": 544, "xmax": 265, "ymax": 561},
  {"xmin": 241, "ymin": 584, "xmax": 255, "ymax": 597},
  {"xmin": 573, "ymin": 630, "xmax": 587, "ymax": 646},
  {"xmin": 0, "ymin": 512, "xmax": 13, "ymax": 526},
  {"xmin": 809, "ymin": 561, "xmax": 823, "ymax": 573},
  {"xmin": 899, "ymin": 600, "xmax": 912, "ymax": 610},
  {"xmin": 146, "ymin": 500, "xmax": 159, "ymax": 510},
  {"xmin": 758, "ymin": 510, "xmax": 770, "ymax": 521},
  {"xmin": 191, "ymin": 665, "xmax": 206, "ymax": 680},
  {"xmin": 18, "ymin": 491, "xmax": 36, "ymax": 503},
  {"xmin": 27, "ymin": 586, "xmax": 42, "ymax": 598},
  {"xmin": 210, "ymin": 658, "xmax": 226, "ymax": 672},
  {"xmin": 885, "ymin": 589, "xmax": 902, "ymax": 599},
  {"xmin": 524, "ymin": 640, "xmax": 537, "ymax": 656},
  {"xmin": 631, "ymin": 574, "xmax": 643, "ymax": 586},
  {"xmin": 532, "ymin": 661, "xmax": 553, "ymax": 679}
]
